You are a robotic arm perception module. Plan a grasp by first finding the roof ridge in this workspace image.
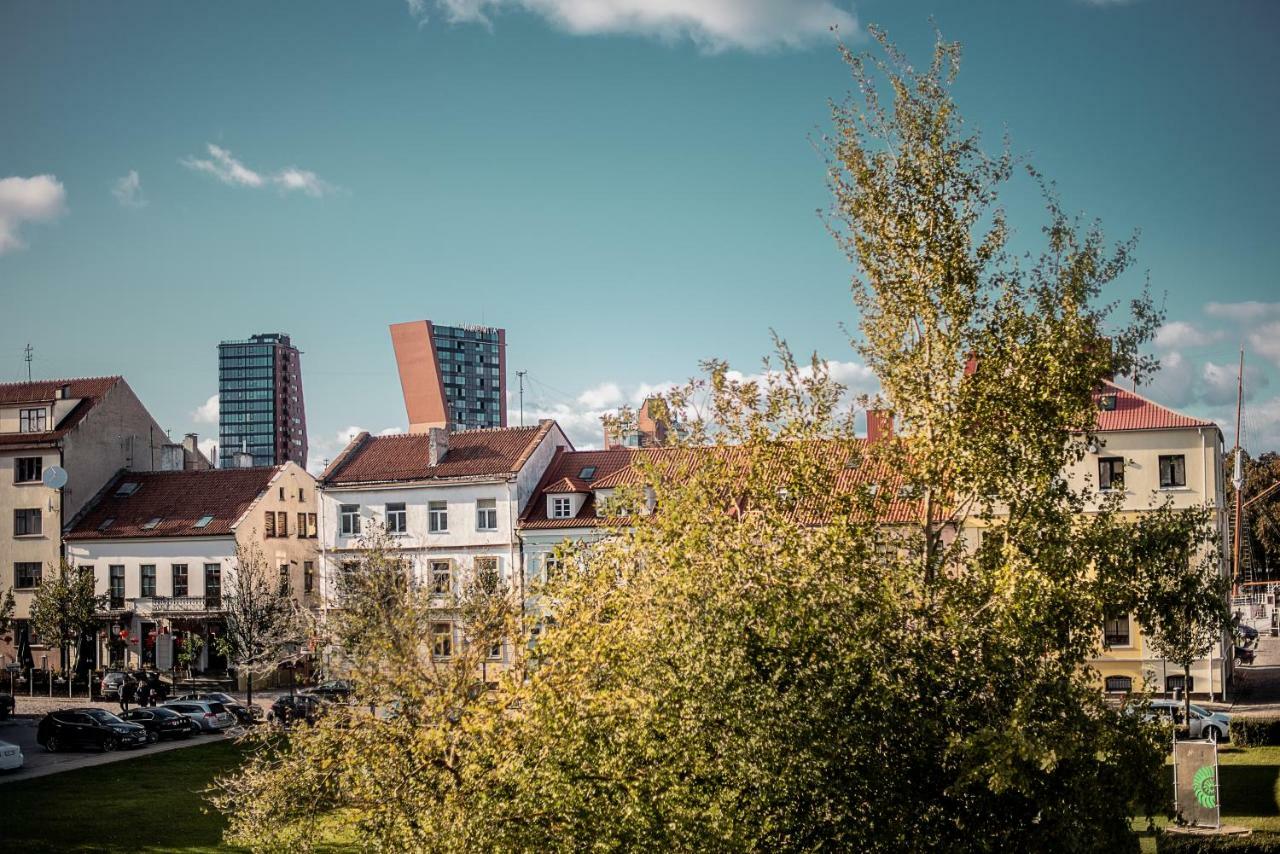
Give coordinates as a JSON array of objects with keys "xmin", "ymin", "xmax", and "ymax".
[
  {"xmin": 1101, "ymin": 380, "xmax": 1217, "ymax": 428},
  {"xmin": 0, "ymin": 375, "xmax": 121, "ymax": 388}
]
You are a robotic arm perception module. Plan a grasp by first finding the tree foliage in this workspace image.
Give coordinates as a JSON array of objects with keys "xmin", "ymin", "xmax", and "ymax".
[
  {"xmin": 29, "ymin": 561, "xmax": 103, "ymax": 672},
  {"xmin": 211, "ymin": 29, "xmax": 1225, "ymax": 853},
  {"xmin": 1230, "ymin": 451, "xmax": 1280, "ymax": 573}
]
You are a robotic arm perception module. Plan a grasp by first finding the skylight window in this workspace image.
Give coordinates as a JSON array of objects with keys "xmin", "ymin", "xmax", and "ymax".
[
  {"xmin": 579, "ymin": 466, "xmax": 597, "ymax": 481},
  {"xmin": 115, "ymin": 482, "xmax": 140, "ymax": 497},
  {"xmin": 141, "ymin": 517, "xmax": 162, "ymax": 530},
  {"xmin": 1099, "ymin": 394, "xmax": 1118, "ymax": 412},
  {"xmin": 194, "ymin": 515, "xmax": 214, "ymax": 529},
  {"xmin": 98, "ymin": 517, "xmax": 115, "ymax": 531}
]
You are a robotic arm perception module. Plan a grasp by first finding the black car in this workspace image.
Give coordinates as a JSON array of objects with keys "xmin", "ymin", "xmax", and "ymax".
[
  {"xmin": 269, "ymin": 694, "xmax": 325, "ymax": 726},
  {"xmin": 120, "ymin": 707, "xmax": 195, "ymax": 742},
  {"xmin": 37, "ymin": 708, "xmax": 148, "ymax": 752},
  {"xmin": 307, "ymin": 680, "xmax": 354, "ymax": 702},
  {"xmin": 0, "ymin": 693, "xmax": 14, "ymax": 720},
  {"xmin": 175, "ymin": 692, "xmax": 257, "ymax": 726}
]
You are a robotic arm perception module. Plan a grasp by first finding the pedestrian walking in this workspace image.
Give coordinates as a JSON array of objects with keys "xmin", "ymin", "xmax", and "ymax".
[
  {"xmin": 136, "ymin": 678, "xmax": 151, "ymax": 709},
  {"xmin": 120, "ymin": 676, "xmax": 136, "ymax": 713}
]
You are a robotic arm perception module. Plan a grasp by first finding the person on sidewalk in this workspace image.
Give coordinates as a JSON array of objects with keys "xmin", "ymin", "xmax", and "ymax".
[
  {"xmin": 120, "ymin": 676, "xmax": 136, "ymax": 713},
  {"xmin": 136, "ymin": 678, "xmax": 151, "ymax": 709}
]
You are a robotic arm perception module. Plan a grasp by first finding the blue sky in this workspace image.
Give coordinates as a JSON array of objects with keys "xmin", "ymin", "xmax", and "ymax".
[{"xmin": 2, "ymin": 0, "xmax": 1278, "ymax": 467}]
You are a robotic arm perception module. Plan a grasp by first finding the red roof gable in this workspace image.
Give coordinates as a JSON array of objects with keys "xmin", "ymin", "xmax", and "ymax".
[
  {"xmin": 1094, "ymin": 381, "xmax": 1217, "ymax": 432},
  {"xmin": 0, "ymin": 376, "xmax": 121, "ymax": 448},
  {"xmin": 322, "ymin": 421, "xmax": 559, "ymax": 485},
  {"xmin": 65, "ymin": 466, "xmax": 281, "ymax": 540}
]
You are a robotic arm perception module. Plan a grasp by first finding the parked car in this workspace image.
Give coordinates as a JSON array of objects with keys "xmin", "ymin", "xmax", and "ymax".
[
  {"xmin": 36, "ymin": 708, "xmax": 148, "ymax": 752},
  {"xmin": 175, "ymin": 692, "xmax": 257, "ymax": 726},
  {"xmin": 307, "ymin": 680, "xmax": 354, "ymax": 703},
  {"xmin": 1237, "ymin": 623, "xmax": 1260, "ymax": 647},
  {"xmin": 269, "ymin": 694, "xmax": 325, "ymax": 726},
  {"xmin": 120, "ymin": 707, "xmax": 196, "ymax": 742},
  {"xmin": 1235, "ymin": 645, "xmax": 1257, "ymax": 666},
  {"xmin": 0, "ymin": 692, "xmax": 14, "ymax": 720},
  {"xmin": 163, "ymin": 700, "xmax": 235, "ymax": 732},
  {"xmin": 99, "ymin": 671, "xmax": 128, "ymax": 699},
  {"xmin": 0, "ymin": 739, "xmax": 23, "ymax": 771},
  {"xmin": 1144, "ymin": 699, "xmax": 1233, "ymax": 742}
]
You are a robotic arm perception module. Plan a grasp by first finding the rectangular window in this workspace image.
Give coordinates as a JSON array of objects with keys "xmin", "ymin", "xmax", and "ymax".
[
  {"xmin": 544, "ymin": 554, "xmax": 563, "ymax": 583},
  {"xmin": 19, "ymin": 408, "xmax": 47, "ymax": 432},
  {"xmin": 1099, "ymin": 457, "xmax": 1125, "ymax": 492},
  {"xmin": 279, "ymin": 565, "xmax": 291, "ymax": 595},
  {"xmin": 298, "ymin": 487, "xmax": 305, "ymax": 502},
  {"xmin": 428, "ymin": 501, "xmax": 448, "ymax": 533},
  {"xmin": 431, "ymin": 622, "xmax": 453, "ymax": 659},
  {"xmin": 297, "ymin": 512, "xmax": 307, "ymax": 538},
  {"xmin": 386, "ymin": 502, "xmax": 407, "ymax": 534},
  {"xmin": 15, "ymin": 562, "xmax": 42, "ymax": 589},
  {"xmin": 1105, "ymin": 676, "xmax": 1133, "ymax": 694},
  {"xmin": 475, "ymin": 556, "xmax": 500, "ymax": 594},
  {"xmin": 277, "ymin": 511, "xmax": 288, "ymax": 537},
  {"xmin": 140, "ymin": 565, "xmax": 156, "ymax": 598},
  {"xmin": 340, "ymin": 504, "xmax": 360, "ymax": 536},
  {"xmin": 551, "ymin": 496, "xmax": 573, "ymax": 519},
  {"xmin": 1159, "ymin": 454, "xmax": 1187, "ymax": 489},
  {"xmin": 172, "ymin": 564, "xmax": 188, "ymax": 597},
  {"xmin": 304, "ymin": 561, "xmax": 314, "ymax": 594},
  {"xmin": 204, "ymin": 563, "xmax": 222, "ymax": 609},
  {"xmin": 476, "ymin": 499, "xmax": 498, "ymax": 531},
  {"xmin": 14, "ymin": 508, "xmax": 42, "ymax": 536},
  {"xmin": 426, "ymin": 560, "xmax": 451, "ymax": 595},
  {"xmin": 264, "ymin": 511, "xmax": 276, "ymax": 538},
  {"xmin": 1166, "ymin": 674, "xmax": 1194, "ymax": 695},
  {"xmin": 15, "ymin": 457, "xmax": 42, "ymax": 483},
  {"xmin": 1103, "ymin": 613, "xmax": 1130, "ymax": 647},
  {"xmin": 109, "ymin": 565, "xmax": 125, "ymax": 607},
  {"xmin": 307, "ymin": 513, "xmax": 318, "ymax": 538}
]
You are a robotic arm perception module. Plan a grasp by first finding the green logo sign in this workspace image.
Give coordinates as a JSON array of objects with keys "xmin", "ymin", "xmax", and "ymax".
[{"xmin": 1192, "ymin": 765, "xmax": 1217, "ymax": 809}]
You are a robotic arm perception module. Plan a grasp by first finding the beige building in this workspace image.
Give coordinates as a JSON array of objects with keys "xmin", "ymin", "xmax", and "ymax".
[
  {"xmin": 0, "ymin": 376, "xmax": 200, "ymax": 671},
  {"xmin": 63, "ymin": 463, "xmax": 318, "ymax": 675}
]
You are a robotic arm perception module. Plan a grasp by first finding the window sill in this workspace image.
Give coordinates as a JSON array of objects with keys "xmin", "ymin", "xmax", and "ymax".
[
  {"xmin": 13, "ymin": 534, "xmax": 47, "ymax": 540},
  {"xmin": 1159, "ymin": 486, "xmax": 1191, "ymax": 492}
]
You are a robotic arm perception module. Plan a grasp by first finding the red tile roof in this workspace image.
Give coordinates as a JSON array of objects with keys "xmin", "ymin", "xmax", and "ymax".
[
  {"xmin": 520, "ymin": 442, "xmax": 918, "ymax": 529},
  {"xmin": 321, "ymin": 421, "xmax": 560, "ymax": 485},
  {"xmin": 0, "ymin": 376, "xmax": 122, "ymax": 448},
  {"xmin": 1094, "ymin": 381, "xmax": 1217, "ymax": 432},
  {"xmin": 64, "ymin": 467, "xmax": 282, "ymax": 540}
]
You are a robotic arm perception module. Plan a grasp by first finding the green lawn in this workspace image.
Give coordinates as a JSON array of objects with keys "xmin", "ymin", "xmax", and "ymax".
[{"xmin": 2, "ymin": 741, "xmax": 249, "ymax": 854}]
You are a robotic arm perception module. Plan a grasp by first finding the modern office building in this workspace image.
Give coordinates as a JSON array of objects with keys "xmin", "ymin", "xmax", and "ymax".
[
  {"xmin": 390, "ymin": 320, "xmax": 506, "ymax": 433},
  {"xmin": 218, "ymin": 333, "xmax": 307, "ymax": 468}
]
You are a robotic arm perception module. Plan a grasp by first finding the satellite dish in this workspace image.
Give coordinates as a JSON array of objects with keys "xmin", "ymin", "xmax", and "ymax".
[{"xmin": 42, "ymin": 466, "xmax": 68, "ymax": 489}]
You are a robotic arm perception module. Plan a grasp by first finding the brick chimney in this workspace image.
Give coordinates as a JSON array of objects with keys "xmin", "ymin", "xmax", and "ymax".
[
  {"xmin": 428, "ymin": 427, "xmax": 449, "ymax": 466},
  {"xmin": 964, "ymin": 354, "xmax": 979, "ymax": 376},
  {"xmin": 867, "ymin": 409, "xmax": 894, "ymax": 444}
]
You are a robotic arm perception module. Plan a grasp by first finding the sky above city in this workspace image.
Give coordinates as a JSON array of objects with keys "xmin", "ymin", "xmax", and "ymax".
[{"xmin": 2, "ymin": 0, "xmax": 1278, "ymax": 469}]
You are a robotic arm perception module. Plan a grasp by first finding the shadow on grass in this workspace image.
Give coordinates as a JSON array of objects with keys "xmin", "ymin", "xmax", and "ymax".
[{"xmin": 1219, "ymin": 763, "xmax": 1280, "ymax": 819}]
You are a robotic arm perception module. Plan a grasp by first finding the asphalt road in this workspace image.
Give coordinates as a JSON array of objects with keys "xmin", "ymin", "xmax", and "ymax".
[{"xmin": 0, "ymin": 714, "xmax": 239, "ymax": 784}]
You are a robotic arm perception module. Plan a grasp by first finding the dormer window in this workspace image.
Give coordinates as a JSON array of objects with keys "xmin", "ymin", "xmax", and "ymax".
[
  {"xmin": 19, "ymin": 408, "xmax": 48, "ymax": 433},
  {"xmin": 551, "ymin": 496, "xmax": 573, "ymax": 519}
]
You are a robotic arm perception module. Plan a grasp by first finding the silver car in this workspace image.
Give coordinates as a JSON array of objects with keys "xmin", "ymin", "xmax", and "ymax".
[
  {"xmin": 163, "ymin": 700, "xmax": 235, "ymax": 732},
  {"xmin": 1146, "ymin": 699, "xmax": 1232, "ymax": 742}
]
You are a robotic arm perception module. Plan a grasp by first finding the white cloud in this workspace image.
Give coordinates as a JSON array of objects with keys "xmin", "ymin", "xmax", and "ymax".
[
  {"xmin": 1204, "ymin": 302, "xmax": 1280, "ymax": 323},
  {"xmin": 407, "ymin": 0, "xmax": 857, "ymax": 52},
  {"xmin": 1249, "ymin": 321, "xmax": 1280, "ymax": 370},
  {"xmin": 1136, "ymin": 350, "xmax": 1196, "ymax": 409},
  {"xmin": 1200, "ymin": 360, "xmax": 1272, "ymax": 407},
  {"xmin": 1154, "ymin": 321, "xmax": 1219, "ymax": 350},
  {"xmin": 577, "ymin": 382, "xmax": 624, "ymax": 410},
  {"xmin": 0, "ymin": 174, "xmax": 67, "ymax": 255},
  {"xmin": 181, "ymin": 144, "xmax": 335, "ymax": 197},
  {"xmin": 199, "ymin": 437, "xmax": 219, "ymax": 463},
  {"xmin": 192, "ymin": 394, "xmax": 220, "ymax": 424},
  {"xmin": 111, "ymin": 170, "xmax": 147, "ymax": 208}
]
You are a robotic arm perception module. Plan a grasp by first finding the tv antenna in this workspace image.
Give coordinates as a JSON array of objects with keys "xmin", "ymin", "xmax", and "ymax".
[
  {"xmin": 24, "ymin": 342, "xmax": 33, "ymax": 382},
  {"xmin": 516, "ymin": 370, "xmax": 528, "ymax": 426}
]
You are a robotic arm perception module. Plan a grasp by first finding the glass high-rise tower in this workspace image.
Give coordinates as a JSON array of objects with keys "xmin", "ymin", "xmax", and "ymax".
[
  {"xmin": 217, "ymin": 333, "xmax": 307, "ymax": 468},
  {"xmin": 390, "ymin": 320, "xmax": 506, "ymax": 433}
]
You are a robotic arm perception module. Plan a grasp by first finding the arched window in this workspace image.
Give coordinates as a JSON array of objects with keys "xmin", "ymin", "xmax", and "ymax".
[
  {"xmin": 1166, "ymin": 675, "xmax": 1194, "ymax": 694},
  {"xmin": 1104, "ymin": 676, "xmax": 1132, "ymax": 694}
]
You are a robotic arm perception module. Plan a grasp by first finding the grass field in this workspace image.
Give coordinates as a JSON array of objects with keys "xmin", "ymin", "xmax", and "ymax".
[{"xmin": 2, "ymin": 740, "xmax": 248, "ymax": 854}]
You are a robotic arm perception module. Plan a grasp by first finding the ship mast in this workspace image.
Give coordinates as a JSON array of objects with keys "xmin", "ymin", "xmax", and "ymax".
[{"xmin": 1233, "ymin": 348, "xmax": 1244, "ymax": 591}]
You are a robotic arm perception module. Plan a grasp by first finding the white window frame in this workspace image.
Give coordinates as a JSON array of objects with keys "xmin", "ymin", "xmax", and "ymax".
[
  {"xmin": 340, "ymin": 504, "xmax": 361, "ymax": 536},
  {"xmin": 476, "ymin": 498, "xmax": 498, "ymax": 531},
  {"xmin": 551, "ymin": 496, "xmax": 573, "ymax": 519},
  {"xmin": 428, "ymin": 501, "xmax": 448, "ymax": 534},
  {"xmin": 19, "ymin": 408, "xmax": 48, "ymax": 433},
  {"xmin": 385, "ymin": 502, "xmax": 407, "ymax": 535}
]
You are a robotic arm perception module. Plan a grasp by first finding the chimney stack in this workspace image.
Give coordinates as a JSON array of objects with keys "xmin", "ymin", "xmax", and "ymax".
[
  {"xmin": 182, "ymin": 433, "xmax": 199, "ymax": 454},
  {"xmin": 867, "ymin": 409, "xmax": 895, "ymax": 444},
  {"xmin": 963, "ymin": 354, "xmax": 979, "ymax": 377},
  {"xmin": 428, "ymin": 427, "xmax": 449, "ymax": 466}
]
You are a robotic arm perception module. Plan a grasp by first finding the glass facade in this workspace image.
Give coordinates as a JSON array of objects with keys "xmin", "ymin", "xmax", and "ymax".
[
  {"xmin": 432, "ymin": 324, "xmax": 503, "ymax": 430},
  {"xmin": 218, "ymin": 333, "xmax": 307, "ymax": 467}
]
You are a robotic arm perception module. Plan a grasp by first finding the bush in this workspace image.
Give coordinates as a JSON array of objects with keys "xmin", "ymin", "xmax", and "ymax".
[
  {"xmin": 1229, "ymin": 717, "xmax": 1280, "ymax": 747},
  {"xmin": 1158, "ymin": 831, "xmax": 1280, "ymax": 853}
]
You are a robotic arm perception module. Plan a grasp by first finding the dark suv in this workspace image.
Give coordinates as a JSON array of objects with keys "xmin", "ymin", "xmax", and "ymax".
[
  {"xmin": 37, "ymin": 708, "xmax": 148, "ymax": 752},
  {"xmin": 121, "ymin": 707, "xmax": 196, "ymax": 742}
]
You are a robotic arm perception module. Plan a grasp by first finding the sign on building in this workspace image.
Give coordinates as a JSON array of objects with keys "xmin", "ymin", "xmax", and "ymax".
[{"xmin": 1174, "ymin": 740, "xmax": 1220, "ymax": 828}]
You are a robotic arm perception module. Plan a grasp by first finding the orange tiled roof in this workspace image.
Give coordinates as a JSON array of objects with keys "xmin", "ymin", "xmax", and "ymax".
[
  {"xmin": 0, "ymin": 376, "xmax": 122, "ymax": 447},
  {"xmin": 1094, "ymin": 381, "xmax": 1217, "ymax": 432},
  {"xmin": 520, "ymin": 441, "xmax": 919, "ymax": 529},
  {"xmin": 321, "ymin": 421, "xmax": 559, "ymax": 485},
  {"xmin": 65, "ymin": 467, "xmax": 281, "ymax": 540}
]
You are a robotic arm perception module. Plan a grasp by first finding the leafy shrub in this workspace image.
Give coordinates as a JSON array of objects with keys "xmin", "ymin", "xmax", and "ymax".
[
  {"xmin": 1229, "ymin": 717, "xmax": 1280, "ymax": 747},
  {"xmin": 1158, "ymin": 831, "xmax": 1280, "ymax": 853}
]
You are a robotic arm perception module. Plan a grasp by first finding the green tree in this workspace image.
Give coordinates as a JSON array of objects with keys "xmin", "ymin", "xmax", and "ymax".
[
  {"xmin": 1229, "ymin": 451, "xmax": 1280, "ymax": 574},
  {"xmin": 29, "ymin": 561, "xmax": 103, "ymax": 673},
  {"xmin": 214, "ymin": 542, "xmax": 308, "ymax": 710}
]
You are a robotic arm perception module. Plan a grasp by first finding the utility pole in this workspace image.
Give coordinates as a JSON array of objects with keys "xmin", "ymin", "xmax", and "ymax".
[
  {"xmin": 24, "ymin": 343, "xmax": 33, "ymax": 382},
  {"xmin": 1233, "ymin": 348, "xmax": 1244, "ymax": 593},
  {"xmin": 516, "ymin": 370, "xmax": 527, "ymax": 426}
]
